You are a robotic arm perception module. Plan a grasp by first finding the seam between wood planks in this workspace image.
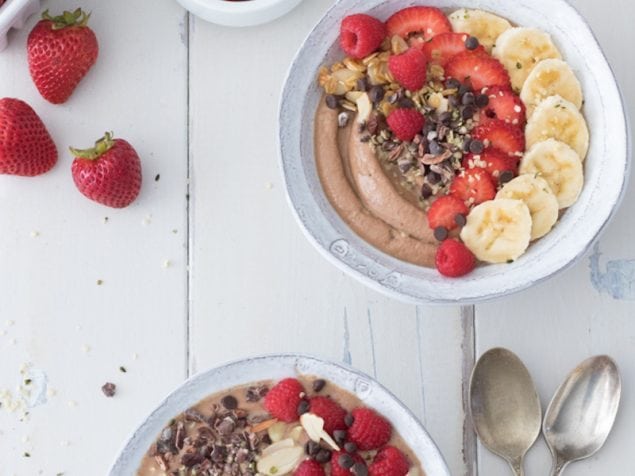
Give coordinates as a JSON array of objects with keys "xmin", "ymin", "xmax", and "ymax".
[
  {"xmin": 461, "ymin": 305, "xmax": 477, "ymax": 476},
  {"xmin": 185, "ymin": 11, "xmax": 193, "ymax": 379}
]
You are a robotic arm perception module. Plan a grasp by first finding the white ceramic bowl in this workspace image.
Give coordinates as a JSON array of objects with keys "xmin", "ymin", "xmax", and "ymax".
[
  {"xmin": 0, "ymin": 0, "xmax": 39, "ymax": 51},
  {"xmin": 109, "ymin": 354, "xmax": 450, "ymax": 475},
  {"xmin": 279, "ymin": 0, "xmax": 630, "ymax": 304},
  {"xmin": 176, "ymin": 0, "xmax": 303, "ymax": 27}
]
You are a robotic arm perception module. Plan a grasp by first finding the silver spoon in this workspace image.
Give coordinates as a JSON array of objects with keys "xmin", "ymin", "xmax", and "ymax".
[
  {"xmin": 543, "ymin": 355, "xmax": 621, "ymax": 476},
  {"xmin": 469, "ymin": 348, "xmax": 542, "ymax": 476}
]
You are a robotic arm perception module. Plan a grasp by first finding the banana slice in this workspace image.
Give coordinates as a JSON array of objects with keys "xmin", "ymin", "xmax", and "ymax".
[
  {"xmin": 525, "ymin": 95, "xmax": 589, "ymax": 160},
  {"xmin": 460, "ymin": 199, "xmax": 532, "ymax": 264},
  {"xmin": 519, "ymin": 139, "xmax": 584, "ymax": 209},
  {"xmin": 492, "ymin": 27, "xmax": 562, "ymax": 91},
  {"xmin": 520, "ymin": 59, "xmax": 583, "ymax": 118},
  {"xmin": 448, "ymin": 9, "xmax": 512, "ymax": 52},
  {"xmin": 496, "ymin": 174, "xmax": 559, "ymax": 240}
]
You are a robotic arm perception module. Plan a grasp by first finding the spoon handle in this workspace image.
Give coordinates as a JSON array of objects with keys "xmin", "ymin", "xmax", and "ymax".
[
  {"xmin": 550, "ymin": 457, "xmax": 569, "ymax": 476},
  {"xmin": 509, "ymin": 458, "xmax": 524, "ymax": 476}
]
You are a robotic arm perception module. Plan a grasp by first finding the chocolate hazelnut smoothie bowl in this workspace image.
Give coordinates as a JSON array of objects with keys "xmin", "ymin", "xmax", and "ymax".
[
  {"xmin": 137, "ymin": 376, "xmax": 423, "ymax": 475},
  {"xmin": 314, "ymin": 5, "xmax": 588, "ymax": 278}
]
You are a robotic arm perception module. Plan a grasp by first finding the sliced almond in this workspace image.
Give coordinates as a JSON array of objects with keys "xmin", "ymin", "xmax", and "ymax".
[
  {"xmin": 300, "ymin": 413, "xmax": 341, "ymax": 451},
  {"xmin": 262, "ymin": 438, "xmax": 295, "ymax": 457},
  {"xmin": 391, "ymin": 35, "xmax": 409, "ymax": 55},
  {"xmin": 257, "ymin": 446, "xmax": 304, "ymax": 476},
  {"xmin": 288, "ymin": 425, "xmax": 304, "ymax": 442},
  {"xmin": 355, "ymin": 93, "xmax": 372, "ymax": 124},
  {"xmin": 251, "ymin": 418, "xmax": 278, "ymax": 434}
]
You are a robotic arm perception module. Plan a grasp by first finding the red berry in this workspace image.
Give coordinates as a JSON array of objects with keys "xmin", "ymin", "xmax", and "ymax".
[
  {"xmin": 386, "ymin": 108, "xmax": 425, "ymax": 142},
  {"xmin": 347, "ymin": 408, "xmax": 392, "ymax": 451},
  {"xmin": 71, "ymin": 132, "xmax": 142, "ymax": 208},
  {"xmin": 472, "ymin": 120, "xmax": 525, "ymax": 157},
  {"xmin": 445, "ymin": 51, "xmax": 510, "ymax": 91},
  {"xmin": 28, "ymin": 9, "xmax": 99, "ymax": 104},
  {"xmin": 427, "ymin": 195, "xmax": 469, "ymax": 231},
  {"xmin": 435, "ymin": 239, "xmax": 476, "ymax": 278},
  {"xmin": 309, "ymin": 397, "xmax": 347, "ymax": 435},
  {"xmin": 388, "ymin": 48, "xmax": 427, "ymax": 91},
  {"xmin": 263, "ymin": 378, "xmax": 305, "ymax": 422},
  {"xmin": 340, "ymin": 14, "xmax": 387, "ymax": 60},
  {"xmin": 450, "ymin": 169, "xmax": 496, "ymax": 206},
  {"xmin": 480, "ymin": 86, "xmax": 526, "ymax": 127},
  {"xmin": 387, "ymin": 7, "xmax": 451, "ymax": 42},
  {"xmin": 369, "ymin": 446, "xmax": 411, "ymax": 476},
  {"xmin": 463, "ymin": 148, "xmax": 519, "ymax": 178},
  {"xmin": 294, "ymin": 459, "xmax": 326, "ymax": 476},
  {"xmin": 421, "ymin": 32, "xmax": 484, "ymax": 66},
  {"xmin": 0, "ymin": 98, "xmax": 57, "ymax": 176},
  {"xmin": 331, "ymin": 451, "xmax": 366, "ymax": 476}
]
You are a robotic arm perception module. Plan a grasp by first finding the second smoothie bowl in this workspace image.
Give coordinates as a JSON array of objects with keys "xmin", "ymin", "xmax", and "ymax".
[{"xmin": 279, "ymin": 0, "xmax": 629, "ymax": 304}]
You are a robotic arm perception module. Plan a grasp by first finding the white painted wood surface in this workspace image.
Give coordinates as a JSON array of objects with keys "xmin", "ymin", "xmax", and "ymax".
[{"xmin": 0, "ymin": 0, "xmax": 631, "ymax": 475}]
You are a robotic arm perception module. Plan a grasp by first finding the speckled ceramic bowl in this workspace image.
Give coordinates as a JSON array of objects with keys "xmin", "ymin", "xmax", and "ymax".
[
  {"xmin": 176, "ymin": 0, "xmax": 304, "ymax": 27},
  {"xmin": 109, "ymin": 354, "xmax": 450, "ymax": 475},
  {"xmin": 0, "ymin": 0, "xmax": 39, "ymax": 51},
  {"xmin": 279, "ymin": 0, "xmax": 630, "ymax": 304}
]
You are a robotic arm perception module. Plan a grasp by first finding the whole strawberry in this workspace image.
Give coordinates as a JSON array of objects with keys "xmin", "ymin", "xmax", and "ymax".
[
  {"xmin": 28, "ymin": 9, "xmax": 99, "ymax": 104},
  {"xmin": 70, "ymin": 132, "xmax": 142, "ymax": 208},
  {"xmin": 0, "ymin": 98, "xmax": 57, "ymax": 176}
]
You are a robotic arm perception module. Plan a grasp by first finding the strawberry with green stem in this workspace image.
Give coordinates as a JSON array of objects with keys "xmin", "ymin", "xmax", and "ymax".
[
  {"xmin": 28, "ymin": 8, "xmax": 99, "ymax": 104},
  {"xmin": 70, "ymin": 132, "xmax": 142, "ymax": 209}
]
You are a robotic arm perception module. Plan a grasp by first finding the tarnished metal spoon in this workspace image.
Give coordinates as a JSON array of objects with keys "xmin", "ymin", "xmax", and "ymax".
[
  {"xmin": 543, "ymin": 355, "xmax": 621, "ymax": 476},
  {"xmin": 469, "ymin": 348, "xmax": 542, "ymax": 476}
]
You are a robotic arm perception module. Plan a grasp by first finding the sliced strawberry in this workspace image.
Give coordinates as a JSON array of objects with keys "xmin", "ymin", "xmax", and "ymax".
[
  {"xmin": 340, "ymin": 14, "xmax": 387, "ymax": 59},
  {"xmin": 421, "ymin": 32, "xmax": 485, "ymax": 66},
  {"xmin": 427, "ymin": 195, "xmax": 469, "ymax": 231},
  {"xmin": 388, "ymin": 48, "xmax": 427, "ymax": 91},
  {"xmin": 480, "ymin": 86, "xmax": 526, "ymax": 127},
  {"xmin": 462, "ymin": 148, "xmax": 519, "ymax": 178},
  {"xmin": 445, "ymin": 51, "xmax": 511, "ymax": 91},
  {"xmin": 472, "ymin": 120, "xmax": 525, "ymax": 157},
  {"xmin": 386, "ymin": 6, "xmax": 452, "ymax": 42},
  {"xmin": 450, "ymin": 169, "xmax": 496, "ymax": 206}
]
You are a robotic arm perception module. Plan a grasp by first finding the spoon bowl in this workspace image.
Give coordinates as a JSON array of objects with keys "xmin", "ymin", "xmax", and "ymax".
[
  {"xmin": 470, "ymin": 348, "xmax": 542, "ymax": 476},
  {"xmin": 543, "ymin": 355, "xmax": 621, "ymax": 476}
]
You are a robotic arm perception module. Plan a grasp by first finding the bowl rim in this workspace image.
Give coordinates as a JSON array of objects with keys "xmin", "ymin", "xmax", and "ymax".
[
  {"xmin": 278, "ymin": 0, "xmax": 632, "ymax": 305},
  {"xmin": 177, "ymin": 0, "xmax": 302, "ymax": 16},
  {"xmin": 108, "ymin": 353, "xmax": 451, "ymax": 475}
]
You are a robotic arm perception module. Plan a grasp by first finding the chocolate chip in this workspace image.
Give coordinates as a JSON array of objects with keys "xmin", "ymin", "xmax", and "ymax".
[
  {"xmin": 469, "ymin": 140, "xmax": 484, "ymax": 154},
  {"xmin": 434, "ymin": 227, "xmax": 449, "ymax": 241},
  {"xmin": 315, "ymin": 449, "xmax": 331, "ymax": 464},
  {"xmin": 465, "ymin": 36, "xmax": 480, "ymax": 50},
  {"xmin": 458, "ymin": 84, "xmax": 471, "ymax": 96},
  {"xmin": 339, "ymin": 453, "xmax": 354, "ymax": 469},
  {"xmin": 221, "ymin": 395, "xmax": 238, "ymax": 410},
  {"xmin": 439, "ymin": 111, "xmax": 452, "ymax": 124},
  {"xmin": 462, "ymin": 105, "xmax": 476, "ymax": 120},
  {"xmin": 101, "ymin": 382, "xmax": 116, "ymax": 397},
  {"xmin": 463, "ymin": 138, "xmax": 472, "ymax": 152},
  {"xmin": 448, "ymin": 95, "xmax": 460, "ymax": 107},
  {"xmin": 499, "ymin": 170, "xmax": 515, "ymax": 185},
  {"xmin": 475, "ymin": 94, "xmax": 490, "ymax": 108},
  {"xmin": 455, "ymin": 214, "xmax": 467, "ymax": 227},
  {"xmin": 305, "ymin": 440, "xmax": 320, "ymax": 456},
  {"xmin": 429, "ymin": 140, "xmax": 443, "ymax": 155},
  {"xmin": 369, "ymin": 85, "xmax": 385, "ymax": 104},
  {"xmin": 344, "ymin": 414, "xmax": 355, "ymax": 427},
  {"xmin": 356, "ymin": 77, "xmax": 369, "ymax": 92},
  {"xmin": 325, "ymin": 94, "xmax": 340, "ymax": 109},
  {"xmin": 427, "ymin": 171, "xmax": 441, "ymax": 185},
  {"xmin": 312, "ymin": 379, "xmax": 326, "ymax": 392},
  {"xmin": 445, "ymin": 78, "xmax": 461, "ymax": 90},
  {"xmin": 344, "ymin": 442, "xmax": 358, "ymax": 453},
  {"xmin": 352, "ymin": 462, "xmax": 369, "ymax": 476},
  {"xmin": 333, "ymin": 429, "xmax": 347, "ymax": 444},
  {"xmin": 462, "ymin": 92, "xmax": 475, "ymax": 105},
  {"xmin": 297, "ymin": 400, "xmax": 310, "ymax": 416},
  {"xmin": 399, "ymin": 97, "xmax": 416, "ymax": 109},
  {"xmin": 421, "ymin": 184, "xmax": 433, "ymax": 199}
]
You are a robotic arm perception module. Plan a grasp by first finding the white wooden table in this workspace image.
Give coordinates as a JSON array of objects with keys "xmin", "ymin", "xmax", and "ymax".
[{"xmin": 0, "ymin": 0, "xmax": 632, "ymax": 474}]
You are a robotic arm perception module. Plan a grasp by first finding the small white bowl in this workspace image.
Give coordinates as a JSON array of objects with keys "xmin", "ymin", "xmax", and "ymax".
[
  {"xmin": 109, "ymin": 354, "xmax": 451, "ymax": 475},
  {"xmin": 0, "ymin": 0, "xmax": 39, "ymax": 51},
  {"xmin": 176, "ymin": 0, "xmax": 303, "ymax": 27},
  {"xmin": 279, "ymin": 0, "xmax": 631, "ymax": 304}
]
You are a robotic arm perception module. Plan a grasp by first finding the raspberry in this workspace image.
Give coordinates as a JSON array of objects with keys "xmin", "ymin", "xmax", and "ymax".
[
  {"xmin": 340, "ymin": 14, "xmax": 387, "ymax": 60},
  {"xmin": 263, "ymin": 378, "xmax": 305, "ymax": 422},
  {"xmin": 309, "ymin": 396, "xmax": 347, "ymax": 435},
  {"xmin": 386, "ymin": 108, "xmax": 425, "ymax": 142},
  {"xmin": 331, "ymin": 451, "xmax": 366, "ymax": 476},
  {"xmin": 294, "ymin": 459, "xmax": 326, "ymax": 476},
  {"xmin": 435, "ymin": 238, "xmax": 476, "ymax": 278},
  {"xmin": 388, "ymin": 48, "xmax": 427, "ymax": 91},
  {"xmin": 347, "ymin": 408, "xmax": 392, "ymax": 451},
  {"xmin": 369, "ymin": 446, "xmax": 411, "ymax": 476}
]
